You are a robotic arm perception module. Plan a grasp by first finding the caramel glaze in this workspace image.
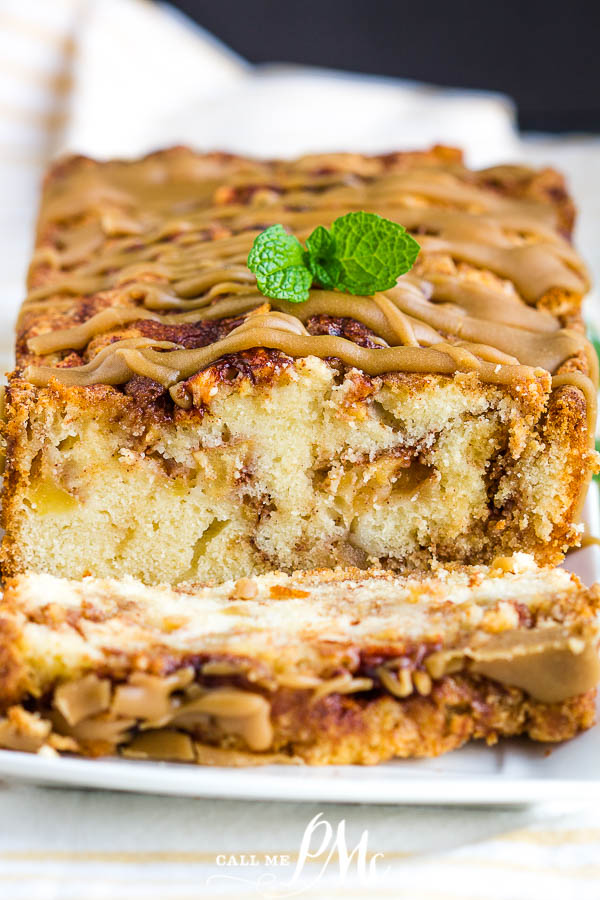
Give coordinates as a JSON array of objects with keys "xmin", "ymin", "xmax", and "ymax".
[{"xmin": 21, "ymin": 149, "xmax": 597, "ymax": 456}]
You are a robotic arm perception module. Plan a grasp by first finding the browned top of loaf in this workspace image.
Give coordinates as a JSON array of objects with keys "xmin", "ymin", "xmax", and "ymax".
[{"xmin": 13, "ymin": 144, "xmax": 595, "ymax": 422}]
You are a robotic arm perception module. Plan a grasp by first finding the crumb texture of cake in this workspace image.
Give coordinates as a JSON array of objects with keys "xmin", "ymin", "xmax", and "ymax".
[
  {"xmin": 1, "ymin": 146, "xmax": 597, "ymax": 582},
  {"xmin": 0, "ymin": 556, "xmax": 598, "ymax": 764}
]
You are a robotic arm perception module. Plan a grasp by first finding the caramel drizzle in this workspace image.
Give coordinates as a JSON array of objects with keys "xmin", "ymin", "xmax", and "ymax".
[{"xmin": 21, "ymin": 154, "xmax": 597, "ymax": 444}]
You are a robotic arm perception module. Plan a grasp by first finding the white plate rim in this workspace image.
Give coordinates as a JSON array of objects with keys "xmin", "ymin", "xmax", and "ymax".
[{"xmin": 1, "ymin": 749, "xmax": 600, "ymax": 805}]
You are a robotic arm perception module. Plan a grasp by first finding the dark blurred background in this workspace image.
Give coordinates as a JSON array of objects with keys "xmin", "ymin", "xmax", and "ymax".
[{"xmin": 171, "ymin": 0, "xmax": 600, "ymax": 132}]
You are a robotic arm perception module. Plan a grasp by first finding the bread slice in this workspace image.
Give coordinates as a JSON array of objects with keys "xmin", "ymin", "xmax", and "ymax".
[
  {"xmin": 2, "ymin": 147, "xmax": 597, "ymax": 585},
  {"xmin": 0, "ymin": 554, "xmax": 597, "ymax": 765}
]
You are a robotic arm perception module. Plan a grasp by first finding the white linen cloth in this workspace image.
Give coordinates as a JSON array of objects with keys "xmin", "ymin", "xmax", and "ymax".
[{"xmin": 0, "ymin": 1, "xmax": 599, "ymax": 897}]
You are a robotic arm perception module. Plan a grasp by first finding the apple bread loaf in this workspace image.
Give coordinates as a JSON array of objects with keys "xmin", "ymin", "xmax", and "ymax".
[{"xmin": 2, "ymin": 146, "xmax": 597, "ymax": 583}]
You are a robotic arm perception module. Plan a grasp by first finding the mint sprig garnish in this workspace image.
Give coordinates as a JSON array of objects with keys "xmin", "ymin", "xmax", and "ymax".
[
  {"xmin": 247, "ymin": 212, "xmax": 420, "ymax": 302},
  {"xmin": 247, "ymin": 224, "xmax": 313, "ymax": 303}
]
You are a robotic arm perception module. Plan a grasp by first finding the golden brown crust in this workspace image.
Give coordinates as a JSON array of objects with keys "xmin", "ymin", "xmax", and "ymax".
[
  {"xmin": 0, "ymin": 616, "xmax": 26, "ymax": 708},
  {"xmin": 267, "ymin": 680, "xmax": 597, "ymax": 764}
]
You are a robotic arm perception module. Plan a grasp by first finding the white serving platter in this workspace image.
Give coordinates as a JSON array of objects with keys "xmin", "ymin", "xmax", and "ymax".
[{"xmin": 0, "ymin": 486, "xmax": 598, "ymax": 805}]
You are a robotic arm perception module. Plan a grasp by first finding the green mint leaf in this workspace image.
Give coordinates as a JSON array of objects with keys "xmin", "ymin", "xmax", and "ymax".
[
  {"xmin": 247, "ymin": 224, "xmax": 313, "ymax": 302},
  {"xmin": 310, "ymin": 211, "xmax": 420, "ymax": 295},
  {"xmin": 305, "ymin": 225, "xmax": 337, "ymax": 290},
  {"xmin": 247, "ymin": 214, "xmax": 421, "ymax": 302}
]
